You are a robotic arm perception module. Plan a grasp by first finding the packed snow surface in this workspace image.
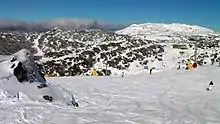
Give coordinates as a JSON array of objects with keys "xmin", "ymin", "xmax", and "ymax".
[{"xmin": 0, "ymin": 65, "xmax": 220, "ymax": 124}]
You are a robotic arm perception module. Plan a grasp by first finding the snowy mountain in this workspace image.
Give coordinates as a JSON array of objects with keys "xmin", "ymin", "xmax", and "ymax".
[
  {"xmin": 0, "ymin": 23, "xmax": 220, "ymax": 76},
  {"xmin": 116, "ymin": 23, "xmax": 217, "ymax": 42}
]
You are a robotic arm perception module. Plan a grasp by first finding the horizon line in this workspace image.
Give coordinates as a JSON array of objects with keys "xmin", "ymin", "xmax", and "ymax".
[{"xmin": 0, "ymin": 17, "xmax": 219, "ymax": 31}]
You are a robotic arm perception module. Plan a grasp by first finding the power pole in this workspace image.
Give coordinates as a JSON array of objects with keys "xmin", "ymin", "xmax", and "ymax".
[
  {"xmin": 194, "ymin": 41, "xmax": 198, "ymax": 63},
  {"xmin": 105, "ymin": 63, "xmax": 108, "ymax": 76}
]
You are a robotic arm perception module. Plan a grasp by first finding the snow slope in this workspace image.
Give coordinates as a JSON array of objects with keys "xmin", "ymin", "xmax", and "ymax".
[
  {"xmin": 33, "ymin": 34, "xmax": 44, "ymax": 56},
  {"xmin": 1, "ymin": 65, "xmax": 220, "ymax": 124}
]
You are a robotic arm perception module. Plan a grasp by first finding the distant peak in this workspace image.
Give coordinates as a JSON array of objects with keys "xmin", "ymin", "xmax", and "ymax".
[{"xmin": 116, "ymin": 22, "xmax": 218, "ymax": 42}]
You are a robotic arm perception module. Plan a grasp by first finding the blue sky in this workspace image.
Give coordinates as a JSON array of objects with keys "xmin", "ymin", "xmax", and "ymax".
[{"xmin": 0, "ymin": 0, "xmax": 220, "ymax": 30}]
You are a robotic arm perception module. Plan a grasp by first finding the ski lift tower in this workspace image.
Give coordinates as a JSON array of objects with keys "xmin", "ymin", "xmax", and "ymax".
[
  {"xmin": 192, "ymin": 35, "xmax": 202, "ymax": 63},
  {"xmin": 194, "ymin": 41, "xmax": 198, "ymax": 63},
  {"xmin": 104, "ymin": 62, "xmax": 108, "ymax": 75}
]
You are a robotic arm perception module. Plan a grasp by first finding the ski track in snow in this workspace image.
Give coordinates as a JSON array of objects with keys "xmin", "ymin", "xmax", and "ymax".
[
  {"xmin": 1, "ymin": 66, "xmax": 220, "ymax": 123},
  {"xmin": 33, "ymin": 34, "xmax": 44, "ymax": 56}
]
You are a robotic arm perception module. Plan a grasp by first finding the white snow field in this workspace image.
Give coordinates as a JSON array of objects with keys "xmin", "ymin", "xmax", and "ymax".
[
  {"xmin": 115, "ymin": 23, "xmax": 216, "ymax": 42},
  {"xmin": 1, "ymin": 65, "xmax": 220, "ymax": 124}
]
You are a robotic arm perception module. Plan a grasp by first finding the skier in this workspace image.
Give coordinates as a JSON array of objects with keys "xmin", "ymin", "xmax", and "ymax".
[
  {"xmin": 211, "ymin": 58, "xmax": 214, "ymax": 65},
  {"xmin": 207, "ymin": 81, "xmax": 214, "ymax": 91},
  {"xmin": 219, "ymin": 59, "xmax": 220, "ymax": 67},
  {"xmin": 214, "ymin": 53, "xmax": 218, "ymax": 59},
  {"xmin": 149, "ymin": 68, "xmax": 153, "ymax": 74},
  {"xmin": 121, "ymin": 72, "xmax": 125, "ymax": 78},
  {"xmin": 177, "ymin": 65, "xmax": 181, "ymax": 70}
]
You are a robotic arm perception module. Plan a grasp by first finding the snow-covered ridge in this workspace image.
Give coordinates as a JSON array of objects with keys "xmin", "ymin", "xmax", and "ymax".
[
  {"xmin": 116, "ymin": 23, "xmax": 214, "ymax": 35},
  {"xmin": 116, "ymin": 23, "xmax": 217, "ymax": 42}
]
